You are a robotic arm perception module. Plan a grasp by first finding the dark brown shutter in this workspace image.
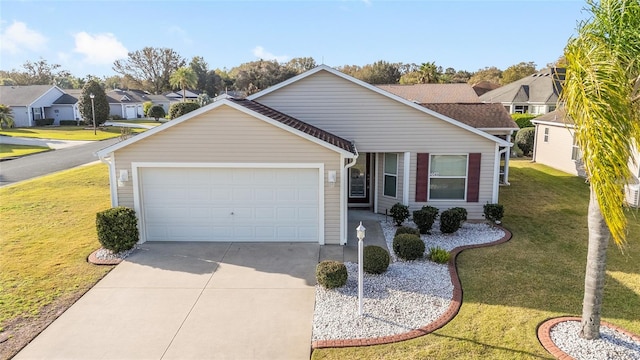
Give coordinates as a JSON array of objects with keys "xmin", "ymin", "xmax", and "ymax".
[
  {"xmin": 415, "ymin": 153, "xmax": 429, "ymax": 202},
  {"xmin": 467, "ymin": 153, "xmax": 481, "ymax": 202}
]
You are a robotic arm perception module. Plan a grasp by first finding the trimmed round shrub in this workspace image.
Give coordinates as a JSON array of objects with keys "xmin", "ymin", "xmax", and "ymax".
[
  {"xmin": 96, "ymin": 207, "xmax": 139, "ymax": 253},
  {"xmin": 393, "ymin": 234, "xmax": 425, "ymax": 261},
  {"xmin": 484, "ymin": 203, "xmax": 505, "ymax": 224},
  {"xmin": 169, "ymin": 101, "xmax": 200, "ymax": 119},
  {"xmin": 389, "ymin": 203, "xmax": 410, "ymax": 226},
  {"xmin": 429, "ymin": 246, "xmax": 451, "ymax": 264},
  {"xmin": 413, "ymin": 206, "xmax": 439, "ymax": 234},
  {"xmin": 440, "ymin": 209, "xmax": 462, "ymax": 234},
  {"xmin": 449, "ymin": 207, "xmax": 467, "ymax": 223},
  {"xmin": 395, "ymin": 226, "xmax": 420, "ymax": 237},
  {"xmin": 316, "ymin": 260, "xmax": 348, "ymax": 289},
  {"xmin": 515, "ymin": 127, "xmax": 535, "ymax": 156},
  {"xmin": 363, "ymin": 245, "xmax": 390, "ymax": 274},
  {"xmin": 148, "ymin": 105, "xmax": 166, "ymax": 121}
]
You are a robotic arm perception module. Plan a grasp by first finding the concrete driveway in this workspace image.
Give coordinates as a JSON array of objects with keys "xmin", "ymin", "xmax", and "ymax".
[{"xmin": 15, "ymin": 242, "xmax": 319, "ymax": 360}]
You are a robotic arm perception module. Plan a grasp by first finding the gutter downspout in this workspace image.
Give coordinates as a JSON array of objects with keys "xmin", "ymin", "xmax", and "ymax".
[
  {"xmin": 503, "ymin": 131, "xmax": 514, "ymax": 185},
  {"xmin": 341, "ymin": 145, "xmax": 359, "ymax": 245},
  {"xmin": 98, "ymin": 152, "xmax": 118, "ymax": 207}
]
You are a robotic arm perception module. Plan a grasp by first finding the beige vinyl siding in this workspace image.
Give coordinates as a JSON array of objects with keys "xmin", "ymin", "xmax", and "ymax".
[
  {"xmin": 534, "ymin": 124, "xmax": 580, "ymax": 176},
  {"xmin": 112, "ymin": 105, "xmax": 343, "ymax": 244},
  {"xmin": 256, "ymin": 71, "xmax": 499, "ymax": 219},
  {"xmin": 255, "ymin": 71, "xmax": 496, "ymax": 153}
]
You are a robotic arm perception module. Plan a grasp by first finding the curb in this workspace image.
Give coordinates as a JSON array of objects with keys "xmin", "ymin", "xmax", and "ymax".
[
  {"xmin": 312, "ymin": 224, "xmax": 512, "ymax": 349},
  {"xmin": 537, "ymin": 316, "xmax": 640, "ymax": 360}
]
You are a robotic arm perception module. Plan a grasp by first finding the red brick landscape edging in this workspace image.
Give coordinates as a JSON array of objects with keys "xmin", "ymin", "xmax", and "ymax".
[
  {"xmin": 537, "ymin": 316, "xmax": 640, "ymax": 360},
  {"xmin": 312, "ymin": 224, "xmax": 513, "ymax": 349}
]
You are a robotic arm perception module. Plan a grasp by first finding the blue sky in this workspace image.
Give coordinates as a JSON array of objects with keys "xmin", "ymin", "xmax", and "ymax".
[{"xmin": 1, "ymin": 0, "xmax": 588, "ymax": 78}]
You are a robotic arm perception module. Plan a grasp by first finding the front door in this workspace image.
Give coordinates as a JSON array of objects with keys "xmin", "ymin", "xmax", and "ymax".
[{"xmin": 348, "ymin": 153, "xmax": 371, "ymax": 205}]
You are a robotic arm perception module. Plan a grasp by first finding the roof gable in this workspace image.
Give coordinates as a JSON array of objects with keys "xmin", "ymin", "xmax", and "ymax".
[
  {"xmin": 479, "ymin": 68, "xmax": 564, "ymax": 104},
  {"xmin": 0, "ymin": 85, "xmax": 62, "ymax": 106},
  {"xmin": 249, "ymin": 65, "xmax": 509, "ymax": 146},
  {"xmin": 96, "ymin": 98, "xmax": 356, "ymax": 158}
]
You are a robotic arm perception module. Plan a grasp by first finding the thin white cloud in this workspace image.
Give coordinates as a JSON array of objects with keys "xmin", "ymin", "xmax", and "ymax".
[
  {"xmin": 168, "ymin": 25, "xmax": 193, "ymax": 45},
  {"xmin": 252, "ymin": 46, "xmax": 289, "ymax": 63},
  {"xmin": 0, "ymin": 21, "xmax": 47, "ymax": 54},
  {"xmin": 362, "ymin": 0, "xmax": 372, "ymax": 6},
  {"xmin": 73, "ymin": 32, "xmax": 128, "ymax": 65}
]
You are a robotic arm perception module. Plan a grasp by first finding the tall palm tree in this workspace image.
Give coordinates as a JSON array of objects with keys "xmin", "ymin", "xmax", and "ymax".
[
  {"xmin": 561, "ymin": 0, "xmax": 640, "ymax": 340},
  {"xmin": 0, "ymin": 104, "xmax": 15, "ymax": 129},
  {"xmin": 169, "ymin": 67, "xmax": 197, "ymax": 102},
  {"xmin": 418, "ymin": 62, "xmax": 440, "ymax": 84}
]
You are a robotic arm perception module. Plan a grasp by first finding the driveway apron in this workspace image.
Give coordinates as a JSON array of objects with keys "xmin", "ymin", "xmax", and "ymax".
[{"xmin": 14, "ymin": 242, "xmax": 319, "ymax": 360}]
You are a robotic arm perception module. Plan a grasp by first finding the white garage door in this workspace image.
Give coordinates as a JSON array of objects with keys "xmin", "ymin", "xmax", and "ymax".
[
  {"xmin": 125, "ymin": 106, "xmax": 137, "ymax": 119},
  {"xmin": 139, "ymin": 167, "xmax": 320, "ymax": 242}
]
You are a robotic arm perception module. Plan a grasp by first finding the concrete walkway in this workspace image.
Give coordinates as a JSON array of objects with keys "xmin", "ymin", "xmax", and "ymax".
[
  {"xmin": 0, "ymin": 136, "xmax": 92, "ymax": 149},
  {"xmin": 15, "ymin": 243, "xmax": 318, "ymax": 360},
  {"xmin": 105, "ymin": 121, "xmax": 155, "ymax": 129}
]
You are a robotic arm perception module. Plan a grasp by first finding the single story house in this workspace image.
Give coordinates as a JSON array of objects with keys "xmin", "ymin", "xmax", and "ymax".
[
  {"xmin": 96, "ymin": 65, "xmax": 515, "ymax": 245},
  {"xmin": 532, "ymin": 109, "xmax": 640, "ymax": 207},
  {"xmin": 480, "ymin": 68, "xmax": 565, "ymax": 115},
  {"xmin": 0, "ymin": 85, "xmax": 67, "ymax": 127}
]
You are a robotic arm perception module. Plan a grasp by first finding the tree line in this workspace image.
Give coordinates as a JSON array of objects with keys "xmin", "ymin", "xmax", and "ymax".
[{"xmin": 0, "ymin": 47, "xmax": 565, "ymax": 96}]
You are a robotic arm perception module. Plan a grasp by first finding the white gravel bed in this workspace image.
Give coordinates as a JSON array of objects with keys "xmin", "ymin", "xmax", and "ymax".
[
  {"xmin": 95, "ymin": 247, "xmax": 137, "ymax": 260},
  {"xmin": 550, "ymin": 321, "xmax": 640, "ymax": 360},
  {"xmin": 312, "ymin": 219, "xmax": 505, "ymax": 341}
]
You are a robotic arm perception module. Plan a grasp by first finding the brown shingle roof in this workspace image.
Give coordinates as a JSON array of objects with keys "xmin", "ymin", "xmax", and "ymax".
[
  {"xmin": 533, "ymin": 108, "xmax": 571, "ymax": 125},
  {"xmin": 376, "ymin": 84, "xmax": 480, "ymax": 103},
  {"xmin": 421, "ymin": 103, "xmax": 519, "ymax": 129},
  {"xmin": 229, "ymin": 98, "xmax": 356, "ymax": 154}
]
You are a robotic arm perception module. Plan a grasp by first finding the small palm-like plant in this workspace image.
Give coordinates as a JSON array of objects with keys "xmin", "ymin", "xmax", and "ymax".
[{"xmin": 0, "ymin": 104, "xmax": 15, "ymax": 129}]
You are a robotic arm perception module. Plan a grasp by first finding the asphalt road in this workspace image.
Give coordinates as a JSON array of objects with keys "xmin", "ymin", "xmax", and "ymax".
[{"xmin": 0, "ymin": 138, "xmax": 120, "ymax": 187}]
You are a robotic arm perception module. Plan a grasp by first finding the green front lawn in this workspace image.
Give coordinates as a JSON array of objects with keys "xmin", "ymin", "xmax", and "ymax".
[
  {"xmin": 313, "ymin": 160, "xmax": 640, "ymax": 359},
  {"xmin": 0, "ymin": 164, "xmax": 112, "ymax": 327},
  {"xmin": 0, "ymin": 126, "xmax": 145, "ymax": 141},
  {"xmin": 108, "ymin": 119, "xmax": 165, "ymax": 126},
  {"xmin": 0, "ymin": 144, "xmax": 50, "ymax": 159}
]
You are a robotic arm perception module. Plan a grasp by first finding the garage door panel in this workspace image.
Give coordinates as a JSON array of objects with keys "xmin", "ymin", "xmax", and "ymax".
[{"xmin": 140, "ymin": 167, "xmax": 320, "ymax": 242}]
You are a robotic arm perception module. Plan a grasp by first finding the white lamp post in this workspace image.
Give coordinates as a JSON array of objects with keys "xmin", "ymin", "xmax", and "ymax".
[
  {"xmin": 356, "ymin": 221, "xmax": 366, "ymax": 316},
  {"xmin": 89, "ymin": 93, "xmax": 96, "ymax": 135}
]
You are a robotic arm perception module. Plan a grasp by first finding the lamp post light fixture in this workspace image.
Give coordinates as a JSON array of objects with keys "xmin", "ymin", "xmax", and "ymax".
[
  {"xmin": 89, "ymin": 93, "xmax": 96, "ymax": 135},
  {"xmin": 356, "ymin": 221, "xmax": 366, "ymax": 316}
]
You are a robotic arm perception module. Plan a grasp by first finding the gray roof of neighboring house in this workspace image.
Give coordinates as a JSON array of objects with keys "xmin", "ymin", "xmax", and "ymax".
[
  {"xmin": 107, "ymin": 89, "xmax": 151, "ymax": 103},
  {"xmin": 165, "ymin": 89, "xmax": 201, "ymax": 98},
  {"xmin": 479, "ymin": 68, "xmax": 565, "ymax": 104},
  {"xmin": 147, "ymin": 94, "xmax": 174, "ymax": 102},
  {"xmin": 421, "ymin": 103, "xmax": 519, "ymax": 129},
  {"xmin": 0, "ymin": 85, "xmax": 57, "ymax": 106},
  {"xmin": 229, "ymin": 98, "xmax": 356, "ymax": 154},
  {"xmin": 52, "ymin": 93, "xmax": 78, "ymax": 104},
  {"xmin": 532, "ymin": 108, "xmax": 571, "ymax": 125},
  {"xmin": 376, "ymin": 83, "xmax": 480, "ymax": 103}
]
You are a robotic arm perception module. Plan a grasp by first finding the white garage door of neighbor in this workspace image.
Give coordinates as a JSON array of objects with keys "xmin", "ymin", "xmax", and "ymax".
[
  {"xmin": 125, "ymin": 106, "xmax": 137, "ymax": 119},
  {"xmin": 140, "ymin": 167, "xmax": 320, "ymax": 242}
]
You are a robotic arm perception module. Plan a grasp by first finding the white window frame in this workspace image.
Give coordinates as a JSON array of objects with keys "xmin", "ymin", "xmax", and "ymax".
[
  {"xmin": 514, "ymin": 105, "xmax": 529, "ymax": 114},
  {"xmin": 428, "ymin": 154, "xmax": 468, "ymax": 201},
  {"xmin": 544, "ymin": 128, "xmax": 550, "ymax": 142},
  {"xmin": 383, "ymin": 153, "xmax": 398, "ymax": 198},
  {"xmin": 571, "ymin": 136, "xmax": 581, "ymax": 161}
]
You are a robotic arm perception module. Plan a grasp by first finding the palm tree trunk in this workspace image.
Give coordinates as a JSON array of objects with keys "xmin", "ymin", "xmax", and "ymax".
[{"xmin": 580, "ymin": 186, "xmax": 610, "ymax": 340}]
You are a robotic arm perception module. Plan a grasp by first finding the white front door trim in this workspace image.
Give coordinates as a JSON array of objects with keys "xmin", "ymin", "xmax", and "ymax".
[{"xmin": 131, "ymin": 162, "xmax": 325, "ymax": 244}]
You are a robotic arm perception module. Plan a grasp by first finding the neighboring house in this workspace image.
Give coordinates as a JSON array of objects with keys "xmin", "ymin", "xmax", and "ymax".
[
  {"xmin": 51, "ymin": 90, "xmax": 81, "ymax": 123},
  {"xmin": 480, "ymin": 68, "xmax": 565, "ymax": 115},
  {"xmin": 96, "ymin": 65, "xmax": 514, "ymax": 245},
  {"xmin": 531, "ymin": 109, "xmax": 640, "ymax": 207},
  {"xmin": 147, "ymin": 94, "xmax": 178, "ymax": 112},
  {"xmin": 0, "ymin": 85, "xmax": 66, "ymax": 126},
  {"xmin": 106, "ymin": 89, "xmax": 150, "ymax": 119},
  {"xmin": 376, "ymin": 83, "xmax": 480, "ymax": 103},
  {"xmin": 165, "ymin": 89, "xmax": 201, "ymax": 101},
  {"xmin": 471, "ymin": 81, "xmax": 501, "ymax": 97}
]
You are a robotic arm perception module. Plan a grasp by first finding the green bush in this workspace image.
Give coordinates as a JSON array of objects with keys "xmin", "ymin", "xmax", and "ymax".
[
  {"xmin": 449, "ymin": 207, "xmax": 467, "ymax": 222},
  {"xmin": 440, "ymin": 209, "xmax": 462, "ymax": 234},
  {"xmin": 316, "ymin": 260, "xmax": 348, "ymax": 289},
  {"xmin": 515, "ymin": 127, "xmax": 535, "ymax": 156},
  {"xmin": 60, "ymin": 120, "xmax": 79, "ymax": 126},
  {"xmin": 389, "ymin": 203, "xmax": 410, "ymax": 226},
  {"xmin": 169, "ymin": 101, "xmax": 200, "ymax": 119},
  {"xmin": 484, "ymin": 203, "xmax": 505, "ymax": 224},
  {"xmin": 148, "ymin": 105, "xmax": 166, "ymax": 121},
  {"xmin": 363, "ymin": 245, "xmax": 390, "ymax": 274},
  {"xmin": 109, "ymin": 114, "xmax": 123, "ymax": 121},
  {"xmin": 429, "ymin": 246, "xmax": 451, "ymax": 264},
  {"xmin": 35, "ymin": 118, "xmax": 54, "ymax": 126},
  {"xmin": 96, "ymin": 207, "xmax": 139, "ymax": 253},
  {"xmin": 143, "ymin": 101, "xmax": 153, "ymax": 116},
  {"xmin": 393, "ymin": 233, "xmax": 425, "ymax": 261},
  {"xmin": 413, "ymin": 206, "xmax": 439, "ymax": 234},
  {"xmin": 511, "ymin": 113, "xmax": 537, "ymax": 128},
  {"xmin": 395, "ymin": 226, "xmax": 420, "ymax": 237}
]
